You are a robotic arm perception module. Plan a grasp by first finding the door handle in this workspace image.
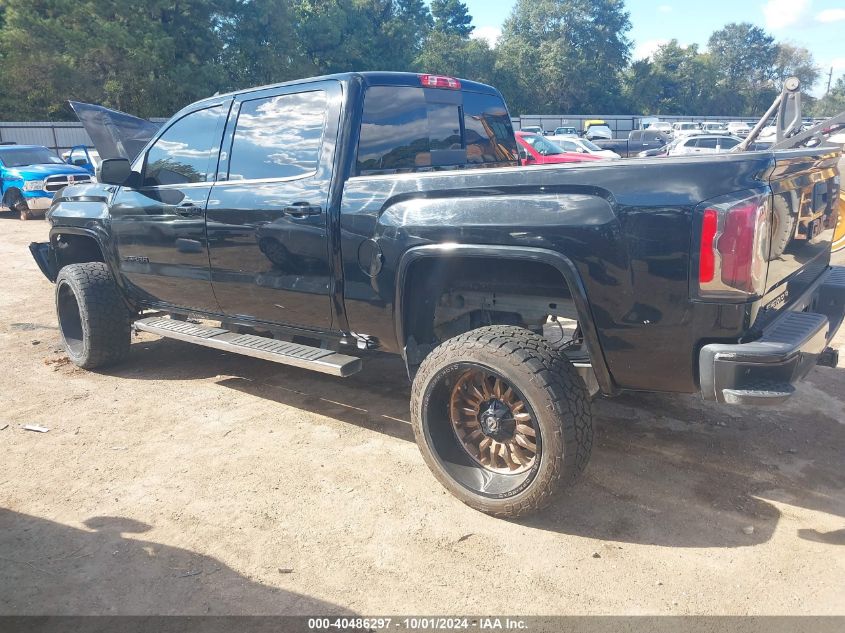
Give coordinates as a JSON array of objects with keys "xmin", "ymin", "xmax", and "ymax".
[
  {"xmin": 176, "ymin": 203, "xmax": 203, "ymax": 217},
  {"xmin": 283, "ymin": 202, "xmax": 322, "ymax": 218}
]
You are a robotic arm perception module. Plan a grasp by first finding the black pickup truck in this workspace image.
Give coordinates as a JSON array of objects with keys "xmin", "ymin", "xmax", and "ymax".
[
  {"xmin": 593, "ymin": 128, "xmax": 670, "ymax": 157},
  {"xmin": 30, "ymin": 72, "xmax": 844, "ymax": 518}
]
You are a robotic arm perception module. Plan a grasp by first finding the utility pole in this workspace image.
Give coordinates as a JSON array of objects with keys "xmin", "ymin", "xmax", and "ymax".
[{"xmin": 825, "ymin": 66, "xmax": 833, "ymax": 96}]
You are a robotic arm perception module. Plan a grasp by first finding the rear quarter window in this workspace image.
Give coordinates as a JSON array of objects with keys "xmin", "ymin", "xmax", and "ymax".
[{"xmin": 356, "ymin": 86, "xmax": 518, "ymax": 175}]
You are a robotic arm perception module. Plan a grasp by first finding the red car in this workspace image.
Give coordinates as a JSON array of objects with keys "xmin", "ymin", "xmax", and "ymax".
[{"xmin": 515, "ymin": 131, "xmax": 603, "ymax": 165}]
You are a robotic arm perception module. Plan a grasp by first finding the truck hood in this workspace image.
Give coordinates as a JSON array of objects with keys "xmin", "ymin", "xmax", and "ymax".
[
  {"xmin": 6, "ymin": 163, "xmax": 91, "ymax": 179},
  {"xmin": 69, "ymin": 101, "xmax": 162, "ymax": 161}
]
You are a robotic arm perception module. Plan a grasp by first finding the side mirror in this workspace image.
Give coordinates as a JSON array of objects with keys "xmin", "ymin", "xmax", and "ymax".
[{"xmin": 98, "ymin": 158, "xmax": 131, "ymax": 185}]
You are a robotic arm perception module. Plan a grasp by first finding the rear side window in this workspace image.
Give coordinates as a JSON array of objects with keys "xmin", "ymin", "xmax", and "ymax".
[
  {"xmin": 697, "ymin": 138, "xmax": 718, "ymax": 149},
  {"xmin": 630, "ymin": 131, "xmax": 641, "ymax": 141},
  {"xmin": 356, "ymin": 86, "xmax": 517, "ymax": 175},
  {"xmin": 145, "ymin": 105, "xmax": 223, "ymax": 186},
  {"xmin": 228, "ymin": 91, "xmax": 327, "ymax": 181}
]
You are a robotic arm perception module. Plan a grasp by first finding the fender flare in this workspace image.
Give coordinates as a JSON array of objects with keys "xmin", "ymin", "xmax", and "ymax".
[
  {"xmin": 394, "ymin": 244, "xmax": 616, "ymax": 395},
  {"xmin": 47, "ymin": 226, "xmax": 134, "ymax": 305}
]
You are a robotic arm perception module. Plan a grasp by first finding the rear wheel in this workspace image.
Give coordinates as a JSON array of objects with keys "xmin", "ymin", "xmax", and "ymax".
[
  {"xmin": 55, "ymin": 262, "xmax": 130, "ymax": 369},
  {"xmin": 410, "ymin": 325, "xmax": 593, "ymax": 517}
]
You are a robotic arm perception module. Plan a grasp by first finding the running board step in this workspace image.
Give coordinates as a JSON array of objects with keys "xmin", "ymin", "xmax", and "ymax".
[{"xmin": 134, "ymin": 317, "xmax": 362, "ymax": 377}]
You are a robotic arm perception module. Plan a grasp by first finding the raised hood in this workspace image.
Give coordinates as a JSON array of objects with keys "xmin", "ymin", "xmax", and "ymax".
[{"xmin": 69, "ymin": 101, "xmax": 162, "ymax": 161}]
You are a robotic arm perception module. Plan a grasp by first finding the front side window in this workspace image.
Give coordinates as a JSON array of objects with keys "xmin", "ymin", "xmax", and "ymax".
[
  {"xmin": 697, "ymin": 138, "xmax": 718, "ymax": 149},
  {"xmin": 144, "ymin": 105, "xmax": 223, "ymax": 186},
  {"xmin": 228, "ymin": 91, "xmax": 327, "ymax": 181}
]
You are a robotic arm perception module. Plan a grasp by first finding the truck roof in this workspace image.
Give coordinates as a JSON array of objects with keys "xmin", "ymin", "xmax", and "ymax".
[{"xmin": 190, "ymin": 72, "xmax": 501, "ymax": 110}]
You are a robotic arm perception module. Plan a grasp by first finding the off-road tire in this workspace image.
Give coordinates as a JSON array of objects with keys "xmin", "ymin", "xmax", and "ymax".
[
  {"xmin": 55, "ymin": 262, "xmax": 130, "ymax": 369},
  {"xmin": 410, "ymin": 325, "xmax": 593, "ymax": 518}
]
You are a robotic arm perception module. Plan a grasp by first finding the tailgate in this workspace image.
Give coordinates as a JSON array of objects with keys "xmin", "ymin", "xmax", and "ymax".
[{"xmin": 765, "ymin": 148, "xmax": 841, "ymax": 301}]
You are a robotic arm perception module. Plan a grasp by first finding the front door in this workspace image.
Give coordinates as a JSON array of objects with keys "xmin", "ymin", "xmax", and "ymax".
[
  {"xmin": 110, "ymin": 103, "xmax": 228, "ymax": 312},
  {"xmin": 206, "ymin": 82, "xmax": 340, "ymax": 330}
]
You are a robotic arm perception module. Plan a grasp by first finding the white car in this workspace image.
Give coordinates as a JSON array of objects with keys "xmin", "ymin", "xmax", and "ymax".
[
  {"xmin": 648, "ymin": 121, "xmax": 673, "ymax": 136},
  {"xmin": 521, "ymin": 126, "xmax": 545, "ymax": 135},
  {"xmin": 726, "ymin": 122, "xmax": 752, "ymax": 137},
  {"xmin": 547, "ymin": 136, "xmax": 621, "ymax": 159},
  {"xmin": 672, "ymin": 122, "xmax": 702, "ymax": 138},
  {"xmin": 667, "ymin": 134, "xmax": 742, "ymax": 156},
  {"xmin": 759, "ymin": 125, "xmax": 777, "ymax": 141},
  {"xmin": 701, "ymin": 122, "xmax": 728, "ymax": 134},
  {"xmin": 584, "ymin": 125, "xmax": 613, "ymax": 141}
]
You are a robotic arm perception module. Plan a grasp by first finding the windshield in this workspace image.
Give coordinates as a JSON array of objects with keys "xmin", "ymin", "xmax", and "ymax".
[
  {"xmin": 555, "ymin": 127, "xmax": 576, "ymax": 135},
  {"xmin": 581, "ymin": 139, "xmax": 601, "ymax": 151},
  {"xmin": 679, "ymin": 123, "xmax": 698, "ymax": 130},
  {"xmin": 521, "ymin": 134, "xmax": 563, "ymax": 155},
  {"xmin": 0, "ymin": 147, "xmax": 64, "ymax": 167}
]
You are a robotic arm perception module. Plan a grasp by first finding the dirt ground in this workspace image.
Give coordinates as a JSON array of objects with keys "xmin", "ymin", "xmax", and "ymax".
[{"xmin": 1, "ymin": 218, "xmax": 843, "ymax": 617}]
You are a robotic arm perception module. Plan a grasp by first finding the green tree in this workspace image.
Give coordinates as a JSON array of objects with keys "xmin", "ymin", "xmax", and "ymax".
[
  {"xmin": 0, "ymin": 0, "xmax": 229, "ymax": 119},
  {"xmin": 430, "ymin": 0, "xmax": 473, "ymax": 37},
  {"xmin": 221, "ymin": 0, "xmax": 307, "ymax": 88},
  {"xmin": 415, "ymin": 32, "xmax": 496, "ymax": 85},
  {"xmin": 811, "ymin": 74, "xmax": 845, "ymax": 117},
  {"xmin": 707, "ymin": 22, "xmax": 778, "ymax": 115},
  {"xmin": 293, "ymin": 0, "xmax": 432, "ymax": 74},
  {"xmin": 495, "ymin": 0, "xmax": 632, "ymax": 115},
  {"xmin": 772, "ymin": 43, "xmax": 819, "ymax": 93}
]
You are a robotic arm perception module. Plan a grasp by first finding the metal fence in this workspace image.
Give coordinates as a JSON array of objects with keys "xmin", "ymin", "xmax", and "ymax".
[
  {"xmin": 514, "ymin": 114, "xmax": 761, "ymax": 137},
  {"xmin": 0, "ymin": 122, "xmax": 92, "ymax": 156}
]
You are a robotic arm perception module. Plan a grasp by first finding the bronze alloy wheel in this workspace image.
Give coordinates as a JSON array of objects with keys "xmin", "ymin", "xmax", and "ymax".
[{"xmin": 448, "ymin": 368, "xmax": 538, "ymax": 474}]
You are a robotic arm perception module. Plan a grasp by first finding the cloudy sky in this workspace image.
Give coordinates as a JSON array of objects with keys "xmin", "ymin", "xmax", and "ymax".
[{"xmin": 462, "ymin": 0, "xmax": 845, "ymax": 95}]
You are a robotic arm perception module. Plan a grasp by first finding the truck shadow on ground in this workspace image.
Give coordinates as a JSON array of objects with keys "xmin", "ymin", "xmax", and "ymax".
[
  {"xmin": 0, "ymin": 509, "xmax": 351, "ymax": 616},
  {"xmin": 106, "ymin": 337, "xmax": 845, "ymax": 549}
]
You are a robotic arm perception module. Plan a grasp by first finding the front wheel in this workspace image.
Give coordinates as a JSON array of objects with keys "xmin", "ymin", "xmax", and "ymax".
[
  {"xmin": 410, "ymin": 326, "xmax": 593, "ymax": 518},
  {"xmin": 55, "ymin": 262, "xmax": 131, "ymax": 369}
]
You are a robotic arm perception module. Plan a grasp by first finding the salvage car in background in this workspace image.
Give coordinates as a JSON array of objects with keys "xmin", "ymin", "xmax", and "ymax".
[
  {"xmin": 593, "ymin": 129, "xmax": 669, "ymax": 158},
  {"xmin": 515, "ymin": 131, "xmax": 603, "ymax": 164},
  {"xmin": 672, "ymin": 121, "xmax": 702, "ymax": 138},
  {"xmin": 63, "ymin": 145, "xmax": 101, "ymax": 176},
  {"xmin": 667, "ymin": 134, "xmax": 741, "ymax": 156},
  {"xmin": 0, "ymin": 145, "xmax": 91, "ymax": 220},
  {"xmin": 701, "ymin": 122, "xmax": 728, "ymax": 134},
  {"xmin": 547, "ymin": 136, "xmax": 620, "ymax": 159},
  {"xmin": 727, "ymin": 121, "xmax": 752, "ymax": 137}
]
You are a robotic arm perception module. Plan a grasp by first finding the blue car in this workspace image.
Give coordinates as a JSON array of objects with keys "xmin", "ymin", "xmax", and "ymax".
[{"xmin": 0, "ymin": 144, "xmax": 92, "ymax": 220}]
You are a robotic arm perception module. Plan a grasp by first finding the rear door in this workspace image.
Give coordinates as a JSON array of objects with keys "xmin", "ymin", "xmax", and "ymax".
[
  {"xmin": 109, "ymin": 102, "xmax": 228, "ymax": 312},
  {"xmin": 206, "ymin": 81, "xmax": 341, "ymax": 329}
]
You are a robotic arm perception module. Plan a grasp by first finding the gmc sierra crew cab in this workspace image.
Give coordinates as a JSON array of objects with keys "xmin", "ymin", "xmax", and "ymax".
[{"xmin": 30, "ymin": 72, "xmax": 845, "ymax": 518}]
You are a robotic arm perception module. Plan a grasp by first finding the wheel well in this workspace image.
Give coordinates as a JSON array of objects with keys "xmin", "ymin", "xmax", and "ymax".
[
  {"xmin": 2, "ymin": 187, "xmax": 22, "ymax": 205},
  {"xmin": 53, "ymin": 233, "xmax": 105, "ymax": 270},
  {"xmin": 401, "ymin": 257, "xmax": 580, "ymax": 364}
]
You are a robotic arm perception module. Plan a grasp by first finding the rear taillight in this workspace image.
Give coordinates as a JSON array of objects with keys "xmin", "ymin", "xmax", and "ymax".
[
  {"xmin": 697, "ymin": 192, "xmax": 770, "ymax": 299},
  {"xmin": 419, "ymin": 74, "xmax": 461, "ymax": 90}
]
